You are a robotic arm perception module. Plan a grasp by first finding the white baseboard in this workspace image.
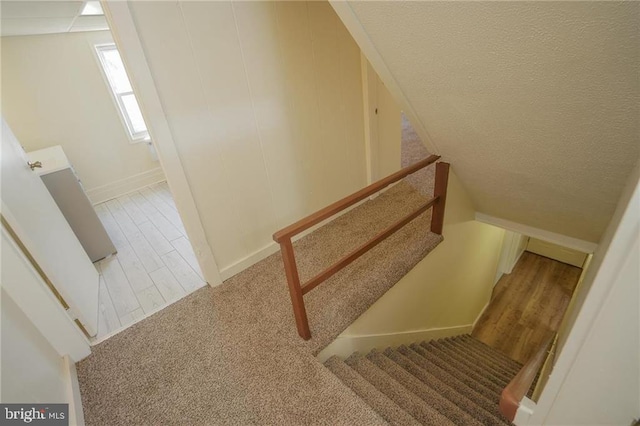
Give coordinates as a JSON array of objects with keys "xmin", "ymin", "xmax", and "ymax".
[
  {"xmin": 472, "ymin": 299, "xmax": 491, "ymax": 333},
  {"xmin": 219, "ymin": 242, "xmax": 280, "ymax": 281},
  {"xmin": 316, "ymin": 324, "xmax": 473, "ymax": 362},
  {"xmin": 85, "ymin": 167, "xmax": 165, "ymax": 204},
  {"xmin": 219, "ymin": 197, "xmax": 371, "ymax": 281},
  {"xmin": 63, "ymin": 355, "xmax": 85, "ymax": 426}
]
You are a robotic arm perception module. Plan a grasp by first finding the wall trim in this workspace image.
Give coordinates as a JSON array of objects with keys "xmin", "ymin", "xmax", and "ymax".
[
  {"xmin": 219, "ymin": 242, "xmax": 280, "ymax": 281},
  {"xmin": 103, "ymin": 2, "xmax": 222, "ymax": 286},
  {"xmin": 316, "ymin": 324, "xmax": 472, "ymax": 362},
  {"xmin": 63, "ymin": 355, "xmax": 85, "ymax": 426},
  {"xmin": 475, "ymin": 212, "xmax": 598, "ymax": 254},
  {"xmin": 85, "ymin": 167, "xmax": 165, "ymax": 204}
]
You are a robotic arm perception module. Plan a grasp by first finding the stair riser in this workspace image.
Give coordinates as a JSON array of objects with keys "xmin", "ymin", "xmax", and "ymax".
[
  {"xmin": 433, "ymin": 341, "xmax": 514, "ymax": 384},
  {"xmin": 420, "ymin": 343, "xmax": 506, "ymax": 393},
  {"xmin": 346, "ymin": 355, "xmax": 455, "ymax": 426},
  {"xmin": 453, "ymin": 337, "xmax": 522, "ymax": 375},
  {"xmin": 458, "ymin": 335, "xmax": 523, "ymax": 371},
  {"xmin": 366, "ymin": 351, "xmax": 484, "ymax": 426},
  {"xmin": 385, "ymin": 349, "xmax": 510, "ymax": 425}
]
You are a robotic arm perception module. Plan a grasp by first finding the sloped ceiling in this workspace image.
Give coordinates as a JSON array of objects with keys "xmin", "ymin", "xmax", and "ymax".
[{"xmin": 337, "ymin": 1, "xmax": 639, "ymax": 243}]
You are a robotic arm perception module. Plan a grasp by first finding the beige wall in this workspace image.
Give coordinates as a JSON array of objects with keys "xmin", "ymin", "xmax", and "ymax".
[
  {"xmin": 319, "ymin": 170, "xmax": 505, "ymax": 358},
  {"xmin": 335, "ymin": 1, "xmax": 639, "ymax": 244},
  {"xmin": 127, "ymin": 1, "xmax": 367, "ymax": 275},
  {"xmin": 1, "ymin": 30, "xmax": 161, "ymax": 203},
  {"xmin": 1, "ymin": 290, "xmax": 67, "ymax": 403},
  {"xmin": 362, "ymin": 56, "xmax": 401, "ymax": 183}
]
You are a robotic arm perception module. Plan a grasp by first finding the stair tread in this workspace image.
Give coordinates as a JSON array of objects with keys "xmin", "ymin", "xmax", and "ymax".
[
  {"xmin": 386, "ymin": 348, "xmax": 511, "ymax": 425},
  {"xmin": 430, "ymin": 340, "xmax": 514, "ymax": 385},
  {"xmin": 449, "ymin": 337, "xmax": 521, "ymax": 376},
  {"xmin": 407, "ymin": 343, "xmax": 502, "ymax": 400},
  {"xmin": 453, "ymin": 336, "xmax": 523, "ymax": 374},
  {"xmin": 459, "ymin": 335, "xmax": 523, "ymax": 370},
  {"xmin": 366, "ymin": 350, "xmax": 484, "ymax": 426},
  {"xmin": 345, "ymin": 353, "xmax": 456, "ymax": 425},
  {"xmin": 324, "ymin": 356, "xmax": 421, "ymax": 426},
  {"xmin": 419, "ymin": 342, "xmax": 505, "ymax": 393}
]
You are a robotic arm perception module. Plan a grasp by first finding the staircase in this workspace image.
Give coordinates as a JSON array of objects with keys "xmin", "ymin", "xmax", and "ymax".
[{"xmin": 324, "ymin": 334, "xmax": 522, "ymax": 425}]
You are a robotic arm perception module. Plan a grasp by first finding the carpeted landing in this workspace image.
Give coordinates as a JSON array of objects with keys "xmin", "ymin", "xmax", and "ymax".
[
  {"xmin": 325, "ymin": 335, "xmax": 521, "ymax": 425},
  {"xmin": 77, "ymin": 127, "xmax": 448, "ymax": 424}
]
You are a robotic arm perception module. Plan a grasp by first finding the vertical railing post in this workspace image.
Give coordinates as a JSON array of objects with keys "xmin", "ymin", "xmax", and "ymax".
[
  {"xmin": 278, "ymin": 238, "xmax": 311, "ymax": 340},
  {"xmin": 430, "ymin": 162, "xmax": 450, "ymax": 235}
]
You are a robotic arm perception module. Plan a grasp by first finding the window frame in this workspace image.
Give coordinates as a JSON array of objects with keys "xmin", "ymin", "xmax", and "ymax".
[{"xmin": 94, "ymin": 43, "xmax": 149, "ymax": 143}]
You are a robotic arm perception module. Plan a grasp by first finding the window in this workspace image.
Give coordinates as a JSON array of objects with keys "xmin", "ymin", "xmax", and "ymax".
[{"xmin": 95, "ymin": 44, "xmax": 149, "ymax": 142}]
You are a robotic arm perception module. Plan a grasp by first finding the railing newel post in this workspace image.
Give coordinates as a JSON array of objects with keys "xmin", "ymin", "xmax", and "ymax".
[
  {"xmin": 278, "ymin": 237, "xmax": 311, "ymax": 340},
  {"xmin": 430, "ymin": 162, "xmax": 450, "ymax": 235}
]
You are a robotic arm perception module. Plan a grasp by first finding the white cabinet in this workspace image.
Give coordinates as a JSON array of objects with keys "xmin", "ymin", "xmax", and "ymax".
[{"xmin": 27, "ymin": 146, "xmax": 116, "ymax": 262}]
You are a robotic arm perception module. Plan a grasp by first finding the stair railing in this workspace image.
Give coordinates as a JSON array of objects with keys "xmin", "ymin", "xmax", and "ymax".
[
  {"xmin": 273, "ymin": 155, "xmax": 450, "ymax": 340},
  {"xmin": 499, "ymin": 333, "xmax": 555, "ymax": 422}
]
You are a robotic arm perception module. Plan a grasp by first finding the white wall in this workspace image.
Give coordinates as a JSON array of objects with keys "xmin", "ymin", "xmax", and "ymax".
[
  {"xmin": 1, "ymin": 30, "xmax": 163, "ymax": 204},
  {"xmin": 1, "ymin": 290, "xmax": 67, "ymax": 403},
  {"xmin": 526, "ymin": 238, "xmax": 587, "ymax": 268},
  {"xmin": 126, "ymin": 1, "xmax": 367, "ymax": 275},
  {"xmin": 494, "ymin": 231, "xmax": 529, "ymax": 284},
  {"xmin": 318, "ymin": 170, "xmax": 505, "ymax": 359},
  {"xmin": 528, "ymin": 162, "xmax": 640, "ymax": 425},
  {"xmin": 333, "ymin": 1, "xmax": 639, "ymax": 244}
]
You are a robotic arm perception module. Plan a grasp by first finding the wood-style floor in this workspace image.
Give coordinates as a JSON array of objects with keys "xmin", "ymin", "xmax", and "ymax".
[
  {"xmin": 472, "ymin": 251, "xmax": 582, "ymax": 364},
  {"xmin": 92, "ymin": 181, "xmax": 206, "ymax": 341}
]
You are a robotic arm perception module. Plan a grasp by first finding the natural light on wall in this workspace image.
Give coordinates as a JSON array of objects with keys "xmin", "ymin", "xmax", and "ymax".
[
  {"xmin": 81, "ymin": 1, "xmax": 104, "ymax": 16},
  {"xmin": 95, "ymin": 44, "xmax": 149, "ymax": 142}
]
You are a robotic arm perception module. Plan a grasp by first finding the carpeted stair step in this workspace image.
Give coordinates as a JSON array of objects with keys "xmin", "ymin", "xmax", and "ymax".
[
  {"xmin": 382, "ymin": 348, "xmax": 510, "ymax": 425},
  {"xmin": 449, "ymin": 337, "xmax": 522, "ymax": 377},
  {"xmin": 408, "ymin": 343, "xmax": 501, "ymax": 401},
  {"xmin": 324, "ymin": 335, "xmax": 520, "ymax": 425},
  {"xmin": 452, "ymin": 336, "xmax": 523, "ymax": 375},
  {"xmin": 442, "ymin": 338, "xmax": 517, "ymax": 381},
  {"xmin": 345, "ymin": 353, "xmax": 456, "ymax": 425},
  {"xmin": 401, "ymin": 344, "xmax": 502, "ymax": 407},
  {"xmin": 365, "ymin": 349, "xmax": 484, "ymax": 426},
  {"xmin": 417, "ymin": 342, "xmax": 505, "ymax": 394},
  {"xmin": 324, "ymin": 356, "xmax": 421, "ymax": 426},
  {"xmin": 387, "ymin": 347, "xmax": 511, "ymax": 424},
  {"xmin": 433, "ymin": 340, "xmax": 514, "ymax": 385},
  {"xmin": 458, "ymin": 335, "xmax": 523, "ymax": 371}
]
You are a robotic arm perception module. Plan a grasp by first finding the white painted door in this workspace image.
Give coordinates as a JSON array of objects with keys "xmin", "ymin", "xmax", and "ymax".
[{"xmin": 1, "ymin": 119, "xmax": 98, "ymax": 336}]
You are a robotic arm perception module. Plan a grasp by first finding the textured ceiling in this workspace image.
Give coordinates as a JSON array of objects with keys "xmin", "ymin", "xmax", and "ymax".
[{"xmin": 343, "ymin": 1, "xmax": 639, "ymax": 243}]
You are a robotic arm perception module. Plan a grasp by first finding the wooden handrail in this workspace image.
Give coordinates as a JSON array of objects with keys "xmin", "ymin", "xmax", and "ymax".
[
  {"xmin": 499, "ymin": 334, "xmax": 555, "ymax": 422},
  {"xmin": 273, "ymin": 158, "xmax": 450, "ymax": 340},
  {"xmin": 273, "ymin": 154, "xmax": 440, "ymax": 243}
]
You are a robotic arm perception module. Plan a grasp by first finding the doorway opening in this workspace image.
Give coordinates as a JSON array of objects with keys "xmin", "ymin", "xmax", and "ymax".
[{"xmin": 1, "ymin": 2, "xmax": 207, "ymax": 342}]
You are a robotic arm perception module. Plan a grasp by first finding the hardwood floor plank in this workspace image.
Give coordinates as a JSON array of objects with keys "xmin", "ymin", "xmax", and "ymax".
[
  {"xmin": 106, "ymin": 198, "xmax": 141, "ymax": 238},
  {"xmin": 140, "ymin": 187, "xmax": 187, "ymax": 235},
  {"xmin": 99, "ymin": 256, "xmax": 140, "ymax": 318},
  {"xmin": 96, "ymin": 275, "xmax": 121, "ymax": 340},
  {"xmin": 472, "ymin": 251, "xmax": 581, "ymax": 363},
  {"xmin": 138, "ymin": 220, "xmax": 174, "ymax": 256},
  {"xmin": 135, "ymin": 286, "xmax": 166, "ymax": 314},
  {"xmin": 149, "ymin": 267, "xmax": 186, "ymax": 303},
  {"xmin": 94, "ymin": 203, "xmax": 128, "ymax": 249},
  {"xmin": 116, "ymin": 244, "xmax": 156, "ymax": 292},
  {"xmin": 171, "ymin": 236, "xmax": 204, "ymax": 279},
  {"xmin": 149, "ymin": 183, "xmax": 177, "ymax": 211},
  {"xmin": 119, "ymin": 308, "xmax": 145, "ymax": 328},
  {"xmin": 161, "ymin": 250, "xmax": 206, "ymax": 292},
  {"xmin": 117, "ymin": 194, "xmax": 148, "ymax": 225}
]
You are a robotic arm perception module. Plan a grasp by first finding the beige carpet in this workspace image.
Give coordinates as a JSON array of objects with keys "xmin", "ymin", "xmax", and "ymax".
[{"xmin": 77, "ymin": 118, "xmax": 442, "ymax": 425}]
